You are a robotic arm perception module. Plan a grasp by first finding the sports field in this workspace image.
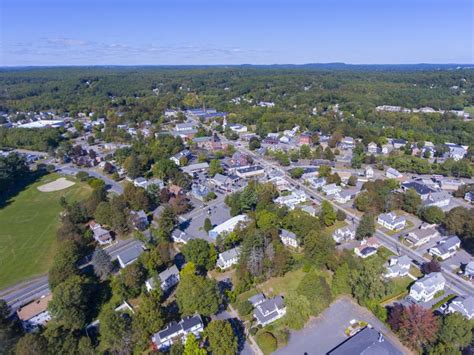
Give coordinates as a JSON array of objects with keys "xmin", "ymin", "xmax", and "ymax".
[{"xmin": 0, "ymin": 173, "xmax": 91, "ymax": 289}]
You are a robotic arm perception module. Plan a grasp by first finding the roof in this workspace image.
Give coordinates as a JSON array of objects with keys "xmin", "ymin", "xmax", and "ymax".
[
  {"xmin": 117, "ymin": 244, "xmax": 144, "ymax": 265},
  {"xmin": 219, "ymin": 247, "xmax": 241, "ymax": 262},
  {"xmin": 431, "ymin": 236, "xmax": 461, "ymax": 254},
  {"xmin": 210, "ymin": 215, "xmax": 248, "ymax": 235},
  {"xmin": 450, "ymin": 296, "xmax": 474, "ymax": 318},
  {"xmin": 280, "ymin": 229, "xmax": 297, "ymax": 240},
  {"xmin": 378, "ymin": 212, "xmax": 405, "ymax": 225},
  {"xmin": 17, "ymin": 294, "xmax": 53, "ymax": 321},
  {"xmin": 328, "ymin": 327, "xmax": 403, "ymax": 355},
  {"xmin": 254, "ymin": 296, "xmax": 285, "ymax": 324},
  {"xmin": 159, "ymin": 265, "xmax": 180, "ymax": 283},
  {"xmin": 248, "ymin": 293, "xmax": 266, "ymax": 307},
  {"xmin": 412, "ymin": 272, "xmax": 446, "ymax": 293},
  {"xmin": 402, "ymin": 181, "xmax": 435, "ymax": 195}
]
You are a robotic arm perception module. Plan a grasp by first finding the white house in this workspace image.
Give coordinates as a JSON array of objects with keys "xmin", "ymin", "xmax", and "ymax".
[
  {"xmin": 332, "ymin": 225, "xmax": 356, "ymax": 244},
  {"xmin": 377, "ymin": 213, "xmax": 406, "ymax": 231},
  {"xmin": 117, "ymin": 243, "xmax": 145, "ymax": 268},
  {"xmin": 334, "ymin": 190, "xmax": 355, "ymax": 204},
  {"xmin": 354, "ymin": 237, "xmax": 381, "ymax": 258},
  {"xmin": 274, "ymin": 190, "xmax": 307, "ymax": 210},
  {"xmin": 322, "ymin": 183, "xmax": 341, "ymax": 196},
  {"xmin": 465, "ymin": 191, "xmax": 474, "ymax": 203},
  {"xmin": 385, "ymin": 255, "xmax": 411, "ymax": 278},
  {"xmin": 253, "ymin": 296, "xmax": 286, "ymax": 326},
  {"xmin": 16, "ymin": 294, "xmax": 52, "ymax": 332},
  {"xmin": 386, "ymin": 167, "xmax": 403, "ymax": 179},
  {"xmin": 465, "ymin": 261, "xmax": 474, "ymax": 279},
  {"xmin": 404, "ymin": 227, "xmax": 439, "ymax": 247},
  {"xmin": 365, "ymin": 166, "xmax": 374, "ymax": 179},
  {"xmin": 170, "ymin": 149, "xmax": 191, "ymax": 166},
  {"xmin": 424, "ymin": 191, "xmax": 451, "ymax": 208},
  {"xmin": 228, "ymin": 123, "xmax": 248, "ymax": 133},
  {"xmin": 89, "ymin": 221, "xmax": 113, "ymax": 245},
  {"xmin": 309, "ymin": 177, "xmax": 326, "ymax": 189},
  {"xmin": 208, "ymin": 215, "xmax": 249, "ymax": 239},
  {"xmin": 146, "ymin": 265, "xmax": 180, "ymax": 292},
  {"xmin": 279, "ymin": 229, "xmax": 299, "ymax": 248},
  {"xmin": 409, "ymin": 272, "xmax": 446, "ymax": 302},
  {"xmin": 216, "ymin": 247, "xmax": 241, "ymax": 269},
  {"xmin": 447, "ymin": 296, "xmax": 474, "ymax": 320},
  {"xmin": 367, "ymin": 142, "xmax": 378, "ymax": 154},
  {"xmin": 429, "ymin": 236, "xmax": 461, "ymax": 260},
  {"xmin": 152, "ymin": 315, "xmax": 204, "ymax": 350}
]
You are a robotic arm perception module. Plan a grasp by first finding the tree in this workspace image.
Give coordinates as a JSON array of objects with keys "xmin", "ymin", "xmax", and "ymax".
[
  {"xmin": 331, "ymin": 262, "xmax": 352, "ymax": 296},
  {"xmin": 304, "ymin": 230, "xmax": 335, "ymax": 268},
  {"xmin": 397, "ymin": 304, "xmax": 440, "ymax": 350},
  {"xmin": 354, "ymin": 191, "xmax": 371, "ymax": 212},
  {"xmin": 235, "ymin": 300, "xmax": 253, "ymax": 316},
  {"xmin": 205, "ymin": 320, "xmax": 238, "ymax": 355},
  {"xmin": 289, "ymin": 167, "xmax": 304, "ymax": 179},
  {"xmin": 387, "ymin": 303, "xmax": 404, "ymax": 333},
  {"xmin": 352, "ymin": 259, "xmax": 386, "ymax": 304},
  {"xmin": 176, "ymin": 273, "xmax": 220, "ymax": 316},
  {"xmin": 296, "ymin": 272, "xmax": 332, "ymax": 316},
  {"xmin": 99, "ymin": 309, "xmax": 132, "ymax": 353},
  {"xmin": 284, "ymin": 292, "xmax": 311, "ymax": 330},
  {"xmin": 356, "ymin": 213, "xmax": 375, "ymax": 240},
  {"xmin": 114, "ymin": 263, "xmax": 146, "ymax": 299},
  {"xmin": 257, "ymin": 332, "xmax": 277, "ymax": 354},
  {"xmin": 184, "ymin": 333, "xmax": 206, "ymax": 355},
  {"xmin": 209, "ymin": 159, "xmax": 223, "ymax": 177},
  {"xmin": 336, "ymin": 209, "xmax": 346, "ymax": 221},
  {"xmin": 182, "ymin": 239, "xmax": 217, "ymax": 270},
  {"xmin": 348, "ymin": 175, "xmax": 357, "ymax": 186},
  {"xmin": 419, "ymin": 206, "xmax": 445, "ymax": 224},
  {"xmin": 403, "ymin": 189, "xmax": 422, "ymax": 214},
  {"xmin": 421, "ymin": 259, "xmax": 441, "ymax": 274},
  {"xmin": 249, "ymin": 137, "xmax": 261, "ymax": 150},
  {"xmin": 48, "ymin": 275, "xmax": 91, "ymax": 330},
  {"xmin": 320, "ymin": 201, "xmax": 336, "ymax": 226},
  {"xmin": 0, "ymin": 299, "xmax": 21, "ymax": 354},
  {"xmin": 91, "ymin": 248, "xmax": 114, "ymax": 280},
  {"xmin": 318, "ymin": 165, "xmax": 331, "ymax": 177},
  {"xmin": 15, "ymin": 333, "xmax": 47, "ymax": 355},
  {"xmin": 48, "ymin": 240, "xmax": 81, "ymax": 290},
  {"xmin": 203, "ymin": 217, "xmax": 212, "ymax": 233},
  {"xmin": 437, "ymin": 313, "xmax": 473, "ymax": 352}
]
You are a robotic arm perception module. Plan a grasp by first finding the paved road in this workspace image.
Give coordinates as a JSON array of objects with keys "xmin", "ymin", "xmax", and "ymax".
[
  {"xmin": 58, "ymin": 165, "xmax": 124, "ymax": 194},
  {"xmin": 0, "ymin": 238, "xmax": 140, "ymax": 312}
]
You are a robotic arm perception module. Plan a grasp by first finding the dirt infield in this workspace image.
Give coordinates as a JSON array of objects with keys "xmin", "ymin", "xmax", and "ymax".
[{"xmin": 37, "ymin": 177, "xmax": 76, "ymax": 192}]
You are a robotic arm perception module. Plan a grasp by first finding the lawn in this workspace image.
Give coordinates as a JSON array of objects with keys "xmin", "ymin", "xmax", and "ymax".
[
  {"xmin": 464, "ymin": 106, "xmax": 474, "ymax": 116},
  {"xmin": 0, "ymin": 173, "xmax": 91, "ymax": 289}
]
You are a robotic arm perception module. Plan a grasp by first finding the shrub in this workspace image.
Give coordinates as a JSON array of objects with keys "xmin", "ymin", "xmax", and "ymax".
[
  {"xmin": 236, "ymin": 300, "xmax": 253, "ymax": 316},
  {"xmin": 257, "ymin": 331, "xmax": 277, "ymax": 354},
  {"xmin": 76, "ymin": 171, "xmax": 89, "ymax": 181}
]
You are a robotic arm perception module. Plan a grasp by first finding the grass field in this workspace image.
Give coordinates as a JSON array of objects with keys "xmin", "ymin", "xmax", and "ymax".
[{"xmin": 0, "ymin": 173, "xmax": 91, "ymax": 289}]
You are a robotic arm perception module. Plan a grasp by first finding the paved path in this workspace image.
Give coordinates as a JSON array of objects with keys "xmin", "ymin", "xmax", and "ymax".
[{"xmin": 58, "ymin": 165, "xmax": 124, "ymax": 194}]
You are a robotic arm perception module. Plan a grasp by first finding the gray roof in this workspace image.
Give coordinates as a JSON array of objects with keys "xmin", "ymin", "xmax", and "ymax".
[
  {"xmin": 248, "ymin": 293, "xmax": 266, "ymax": 307},
  {"xmin": 412, "ymin": 272, "xmax": 446, "ymax": 294},
  {"xmin": 159, "ymin": 265, "xmax": 180, "ymax": 283},
  {"xmin": 449, "ymin": 296, "xmax": 474, "ymax": 318},
  {"xmin": 425, "ymin": 191, "xmax": 451, "ymax": 204},
  {"xmin": 218, "ymin": 247, "xmax": 241, "ymax": 263},
  {"xmin": 254, "ymin": 296, "xmax": 285, "ymax": 325},
  {"xmin": 328, "ymin": 327, "xmax": 403, "ymax": 355},
  {"xmin": 431, "ymin": 235, "xmax": 460, "ymax": 254},
  {"xmin": 280, "ymin": 229, "xmax": 297, "ymax": 240},
  {"xmin": 117, "ymin": 244, "xmax": 144, "ymax": 265},
  {"xmin": 402, "ymin": 181, "xmax": 435, "ymax": 196},
  {"xmin": 378, "ymin": 212, "xmax": 405, "ymax": 225}
]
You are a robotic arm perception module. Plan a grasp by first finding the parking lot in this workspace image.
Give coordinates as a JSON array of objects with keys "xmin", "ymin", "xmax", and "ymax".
[{"xmin": 274, "ymin": 297, "xmax": 407, "ymax": 355}]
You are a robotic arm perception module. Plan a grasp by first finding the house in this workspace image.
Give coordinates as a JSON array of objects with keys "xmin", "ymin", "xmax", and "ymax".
[
  {"xmin": 392, "ymin": 139, "xmax": 407, "ymax": 149},
  {"xmin": 440, "ymin": 179, "xmax": 464, "ymax": 191},
  {"xmin": 328, "ymin": 327, "xmax": 403, "ymax": 355},
  {"xmin": 298, "ymin": 133, "xmax": 312, "ymax": 146},
  {"xmin": 228, "ymin": 123, "xmax": 248, "ymax": 133},
  {"xmin": 258, "ymin": 101, "xmax": 275, "ymax": 108},
  {"xmin": 146, "ymin": 265, "xmax": 180, "ymax": 292},
  {"xmin": 89, "ymin": 221, "xmax": 113, "ymax": 245},
  {"xmin": 340, "ymin": 136, "xmax": 355, "ymax": 149},
  {"xmin": 133, "ymin": 177, "xmax": 149, "ymax": 188},
  {"xmin": 385, "ymin": 255, "xmax": 411, "ymax": 278},
  {"xmin": 334, "ymin": 190, "xmax": 355, "ymax": 204},
  {"xmin": 409, "ymin": 272, "xmax": 446, "ymax": 302},
  {"xmin": 386, "ymin": 167, "xmax": 403, "ymax": 179},
  {"xmin": 170, "ymin": 149, "xmax": 191, "ymax": 166},
  {"xmin": 447, "ymin": 296, "xmax": 474, "ymax": 320},
  {"xmin": 354, "ymin": 237, "xmax": 381, "ymax": 258},
  {"xmin": 404, "ymin": 227, "xmax": 439, "ymax": 247},
  {"xmin": 190, "ymin": 183, "xmax": 209, "ymax": 201},
  {"xmin": 464, "ymin": 191, "xmax": 474, "ymax": 203},
  {"xmin": 322, "ymin": 183, "xmax": 341, "ymax": 196},
  {"xmin": 309, "ymin": 177, "xmax": 326, "ymax": 189},
  {"xmin": 465, "ymin": 261, "xmax": 474, "ymax": 279},
  {"xmin": 211, "ymin": 173, "xmax": 237, "ymax": 191},
  {"xmin": 274, "ymin": 190, "xmax": 307, "ymax": 210},
  {"xmin": 175, "ymin": 122, "xmax": 197, "ymax": 132},
  {"xmin": 299, "ymin": 204, "xmax": 318, "ymax": 217},
  {"xmin": 365, "ymin": 166, "xmax": 374, "ymax": 179},
  {"xmin": 235, "ymin": 165, "xmax": 265, "ymax": 178},
  {"xmin": 181, "ymin": 162, "xmax": 209, "ymax": 175},
  {"xmin": 216, "ymin": 247, "xmax": 241, "ymax": 269},
  {"xmin": 377, "ymin": 213, "xmax": 406, "ymax": 231},
  {"xmin": 208, "ymin": 215, "xmax": 249, "ymax": 239},
  {"xmin": 253, "ymin": 296, "xmax": 286, "ymax": 326},
  {"xmin": 445, "ymin": 143, "xmax": 468, "ymax": 161},
  {"xmin": 381, "ymin": 144, "xmax": 393, "ymax": 155},
  {"xmin": 279, "ymin": 229, "xmax": 299, "ymax": 248},
  {"xmin": 332, "ymin": 225, "xmax": 356, "ymax": 244},
  {"xmin": 401, "ymin": 181, "xmax": 436, "ymax": 200},
  {"xmin": 367, "ymin": 142, "xmax": 378, "ymax": 154},
  {"xmin": 152, "ymin": 315, "xmax": 204, "ymax": 350},
  {"xmin": 130, "ymin": 210, "xmax": 149, "ymax": 231},
  {"xmin": 429, "ymin": 236, "xmax": 461, "ymax": 260},
  {"xmin": 171, "ymin": 229, "xmax": 193, "ymax": 244},
  {"xmin": 117, "ymin": 243, "xmax": 145, "ymax": 268},
  {"xmin": 17, "ymin": 294, "xmax": 53, "ymax": 332},
  {"xmin": 423, "ymin": 191, "xmax": 451, "ymax": 208},
  {"xmin": 248, "ymin": 293, "xmax": 266, "ymax": 307}
]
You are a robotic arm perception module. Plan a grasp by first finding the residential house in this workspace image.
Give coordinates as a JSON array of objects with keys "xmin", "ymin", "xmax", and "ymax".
[
  {"xmin": 332, "ymin": 225, "xmax": 356, "ymax": 244},
  {"xmin": 253, "ymin": 296, "xmax": 286, "ymax": 326},
  {"xmin": 409, "ymin": 272, "xmax": 446, "ymax": 302},
  {"xmin": 279, "ymin": 229, "xmax": 299, "ymax": 248},
  {"xmin": 298, "ymin": 133, "xmax": 312, "ymax": 146},
  {"xmin": 17, "ymin": 294, "xmax": 53, "ymax": 332},
  {"xmin": 404, "ymin": 226, "xmax": 439, "ymax": 247},
  {"xmin": 328, "ymin": 327, "xmax": 403, "ymax": 355},
  {"xmin": 211, "ymin": 173, "xmax": 237, "ymax": 191},
  {"xmin": 130, "ymin": 210, "xmax": 149, "ymax": 231},
  {"xmin": 447, "ymin": 296, "xmax": 474, "ymax": 320},
  {"xmin": 377, "ymin": 213, "xmax": 406, "ymax": 231},
  {"xmin": 299, "ymin": 204, "xmax": 318, "ymax": 217},
  {"xmin": 117, "ymin": 243, "xmax": 145, "ymax": 268},
  {"xmin": 381, "ymin": 144, "xmax": 393, "ymax": 155},
  {"xmin": 334, "ymin": 190, "xmax": 356, "ymax": 204},
  {"xmin": 152, "ymin": 315, "xmax": 204, "ymax": 350},
  {"xmin": 445, "ymin": 143, "xmax": 468, "ymax": 161},
  {"xmin": 464, "ymin": 191, "xmax": 474, "ymax": 203},
  {"xmin": 309, "ymin": 177, "xmax": 326, "ymax": 189},
  {"xmin": 208, "ymin": 215, "xmax": 249, "ymax": 239},
  {"xmin": 190, "ymin": 183, "xmax": 209, "ymax": 201},
  {"xmin": 181, "ymin": 162, "xmax": 209, "ymax": 175},
  {"xmin": 216, "ymin": 247, "xmax": 241, "ymax": 269},
  {"xmin": 89, "ymin": 221, "xmax": 113, "ymax": 245},
  {"xmin": 340, "ymin": 136, "xmax": 355, "ymax": 149},
  {"xmin": 367, "ymin": 142, "xmax": 378, "ymax": 154},
  {"xmin": 386, "ymin": 167, "xmax": 403, "ymax": 179},
  {"xmin": 440, "ymin": 179, "xmax": 464, "ymax": 191},
  {"xmin": 401, "ymin": 181, "xmax": 436, "ymax": 200},
  {"xmin": 365, "ymin": 166, "xmax": 374, "ymax": 179},
  {"xmin": 133, "ymin": 177, "xmax": 149, "ymax": 188},
  {"xmin": 392, "ymin": 139, "xmax": 407, "ymax": 149},
  {"xmin": 227, "ymin": 123, "xmax": 248, "ymax": 133},
  {"xmin": 424, "ymin": 191, "xmax": 451, "ymax": 208},
  {"xmin": 385, "ymin": 255, "xmax": 411, "ymax": 278},
  {"xmin": 170, "ymin": 149, "xmax": 191, "ymax": 166},
  {"xmin": 429, "ymin": 236, "xmax": 461, "ymax": 260},
  {"xmin": 175, "ymin": 122, "xmax": 197, "ymax": 133},
  {"xmin": 322, "ymin": 183, "xmax": 341, "ymax": 196},
  {"xmin": 171, "ymin": 229, "xmax": 193, "ymax": 244},
  {"xmin": 274, "ymin": 190, "xmax": 307, "ymax": 210},
  {"xmin": 354, "ymin": 237, "xmax": 381, "ymax": 258},
  {"xmin": 465, "ymin": 261, "xmax": 474, "ymax": 279},
  {"xmin": 248, "ymin": 293, "xmax": 266, "ymax": 307},
  {"xmin": 146, "ymin": 265, "xmax": 180, "ymax": 292}
]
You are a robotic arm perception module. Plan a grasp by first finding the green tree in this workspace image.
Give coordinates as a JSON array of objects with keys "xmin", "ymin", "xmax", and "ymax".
[
  {"xmin": 203, "ymin": 217, "xmax": 212, "ymax": 233},
  {"xmin": 48, "ymin": 240, "xmax": 81, "ymax": 290},
  {"xmin": 403, "ymin": 189, "xmax": 422, "ymax": 214},
  {"xmin": 300, "ymin": 144, "xmax": 311, "ymax": 159},
  {"xmin": 289, "ymin": 167, "xmax": 304, "ymax": 179},
  {"xmin": 419, "ymin": 206, "xmax": 445, "ymax": 224},
  {"xmin": 256, "ymin": 332, "xmax": 277, "ymax": 354},
  {"xmin": 356, "ymin": 213, "xmax": 375, "ymax": 240},
  {"xmin": 209, "ymin": 159, "xmax": 223, "ymax": 177},
  {"xmin": 91, "ymin": 248, "xmax": 114, "ymax": 280},
  {"xmin": 15, "ymin": 333, "xmax": 48, "ymax": 355},
  {"xmin": 331, "ymin": 262, "xmax": 352, "ymax": 296},
  {"xmin": 182, "ymin": 239, "xmax": 217, "ymax": 270},
  {"xmin": 296, "ymin": 272, "xmax": 332, "ymax": 315},
  {"xmin": 176, "ymin": 274, "xmax": 220, "ymax": 316},
  {"xmin": 184, "ymin": 333, "xmax": 206, "ymax": 355},
  {"xmin": 320, "ymin": 201, "xmax": 336, "ymax": 226},
  {"xmin": 205, "ymin": 320, "xmax": 238, "ymax": 355},
  {"xmin": 348, "ymin": 175, "xmax": 357, "ymax": 186},
  {"xmin": 304, "ymin": 231, "xmax": 335, "ymax": 268},
  {"xmin": 99, "ymin": 309, "xmax": 132, "ymax": 353},
  {"xmin": 256, "ymin": 210, "xmax": 278, "ymax": 231},
  {"xmin": 0, "ymin": 299, "xmax": 21, "ymax": 354},
  {"xmin": 437, "ymin": 313, "xmax": 473, "ymax": 352},
  {"xmin": 352, "ymin": 259, "xmax": 386, "ymax": 305},
  {"xmin": 284, "ymin": 292, "xmax": 311, "ymax": 330}
]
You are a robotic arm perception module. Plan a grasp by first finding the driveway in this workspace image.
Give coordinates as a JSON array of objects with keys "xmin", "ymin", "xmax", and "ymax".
[{"xmin": 275, "ymin": 297, "xmax": 409, "ymax": 355}]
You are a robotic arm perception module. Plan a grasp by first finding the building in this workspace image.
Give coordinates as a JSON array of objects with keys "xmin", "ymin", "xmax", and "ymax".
[
  {"xmin": 332, "ymin": 225, "xmax": 356, "ymax": 244},
  {"xmin": 340, "ymin": 136, "xmax": 355, "ymax": 149},
  {"xmin": 171, "ymin": 229, "xmax": 193, "ymax": 244},
  {"xmin": 334, "ymin": 190, "xmax": 356, "ymax": 204},
  {"xmin": 211, "ymin": 173, "xmax": 238, "ymax": 191},
  {"xmin": 235, "ymin": 165, "xmax": 265, "ymax": 178},
  {"xmin": 274, "ymin": 190, "xmax": 307, "ymax": 210},
  {"xmin": 322, "ymin": 183, "xmax": 341, "ymax": 196},
  {"xmin": 440, "ymin": 179, "xmax": 464, "ymax": 191},
  {"xmin": 309, "ymin": 177, "xmax": 326, "ymax": 189},
  {"xmin": 465, "ymin": 261, "xmax": 474, "ymax": 279},
  {"xmin": 298, "ymin": 133, "xmax": 312, "ymax": 146},
  {"xmin": 130, "ymin": 210, "xmax": 149, "ymax": 231},
  {"xmin": 228, "ymin": 123, "xmax": 248, "ymax": 133},
  {"xmin": 89, "ymin": 221, "xmax": 113, "ymax": 245},
  {"xmin": 367, "ymin": 142, "xmax": 378, "ymax": 154},
  {"xmin": 299, "ymin": 204, "xmax": 318, "ymax": 217},
  {"xmin": 253, "ymin": 296, "xmax": 286, "ymax": 326},
  {"xmin": 216, "ymin": 247, "xmax": 241, "ymax": 269},
  {"xmin": 447, "ymin": 296, "xmax": 474, "ymax": 320},
  {"xmin": 279, "ymin": 229, "xmax": 299, "ymax": 248},
  {"xmin": 392, "ymin": 139, "xmax": 407, "ymax": 149},
  {"xmin": 386, "ymin": 167, "xmax": 403, "ymax": 179},
  {"xmin": 16, "ymin": 294, "xmax": 52, "ymax": 332},
  {"xmin": 328, "ymin": 327, "xmax": 403, "ymax": 355},
  {"xmin": 377, "ymin": 213, "xmax": 406, "ymax": 231},
  {"xmin": 354, "ymin": 237, "xmax": 381, "ymax": 258},
  {"xmin": 117, "ymin": 243, "xmax": 145, "ymax": 268},
  {"xmin": 170, "ymin": 149, "xmax": 191, "ymax": 166},
  {"xmin": 401, "ymin": 181, "xmax": 436, "ymax": 200},
  {"xmin": 423, "ymin": 191, "xmax": 451, "ymax": 208},
  {"xmin": 181, "ymin": 162, "xmax": 209, "ymax": 175},
  {"xmin": 208, "ymin": 215, "xmax": 249, "ymax": 239},
  {"xmin": 152, "ymin": 315, "xmax": 204, "ymax": 350},
  {"xmin": 190, "ymin": 183, "xmax": 209, "ymax": 201},
  {"xmin": 445, "ymin": 143, "xmax": 468, "ymax": 161},
  {"xmin": 464, "ymin": 191, "xmax": 474, "ymax": 203},
  {"xmin": 248, "ymin": 293, "xmax": 266, "ymax": 307},
  {"xmin": 404, "ymin": 226, "xmax": 439, "ymax": 247},
  {"xmin": 365, "ymin": 166, "xmax": 374, "ymax": 179},
  {"xmin": 429, "ymin": 236, "xmax": 461, "ymax": 260},
  {"xmin": 385, "ymin": 255, "xmax": 411, "ymax": 278},
  {"xmin": 146, "ymin": 265, "xmax": 180, "ymax": 292},
  {"xmin": 409, "ymin": 272, "xmax": 446, "ymax": 302},
  {"xmin": 175, "ymin": 122, "xmax": 197, "ymax": 132},
  {"xmin": 133, "ymin": 177, "xmax": 149, "ymax": 188}
]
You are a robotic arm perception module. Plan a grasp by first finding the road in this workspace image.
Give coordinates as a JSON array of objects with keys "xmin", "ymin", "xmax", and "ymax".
[
  {"xmin": 58, "ymin": 165, "xmax": 124, "ymax": 194},
  {"xmin": 0, "ymin": 238, "xmax": 141, "ymax": 312}
]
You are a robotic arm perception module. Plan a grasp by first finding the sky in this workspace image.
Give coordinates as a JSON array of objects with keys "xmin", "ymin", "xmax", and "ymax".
[{"xmin": 0, "ymin": 0, "xmax": 473, "ymax": 66}]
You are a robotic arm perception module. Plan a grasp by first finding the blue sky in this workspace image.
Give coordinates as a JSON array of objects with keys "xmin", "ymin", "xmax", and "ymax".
[{"xmin": 1, "ymin": 0, "xmax": 472, "ymax": 66}]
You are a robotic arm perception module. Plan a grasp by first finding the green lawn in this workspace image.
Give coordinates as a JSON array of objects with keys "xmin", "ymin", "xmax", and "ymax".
[
  {"xmin": 0, "ymin": 173, "xmax": 91, "ymax": 289},
  {"xmin": 464, "ymin": 106, "xmax": 474, "ymax": 115}
]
